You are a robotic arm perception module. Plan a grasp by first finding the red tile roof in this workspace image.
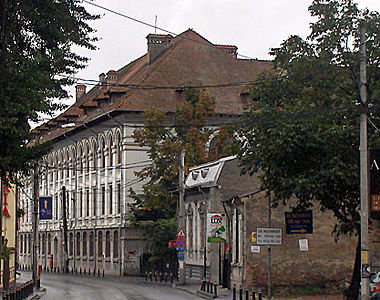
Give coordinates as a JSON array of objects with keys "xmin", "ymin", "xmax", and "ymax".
[{"xmin": 32, "ymin": 29, "xmax": 273, "ymax": 144}]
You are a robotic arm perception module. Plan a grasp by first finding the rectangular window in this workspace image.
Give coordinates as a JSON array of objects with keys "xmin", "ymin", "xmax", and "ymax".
[
  {"xmin": 101, "ymin": 186, "xmax": 105, "ymax": 215},
  {"xmin": 117, "ymin": 183, "xmax": 121, "ymax": 214},
  {"xmin": 93, "ymin": 188, "xmax": 97, "ymax": 216},
  {"xmin": 86, "ymin": 189, "xmax": 90, "ymax": 217},
  {"xmin": 79, "ymin": 190, "xmax": 83, "ymax": 218},
  {"xmin": 109, "ymin": 184, "xmax": 113, "ymax": 215}
]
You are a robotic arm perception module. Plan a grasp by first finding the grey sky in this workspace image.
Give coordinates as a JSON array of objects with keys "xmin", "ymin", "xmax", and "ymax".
[{"xmin": 40, "ymin": 0, "xmax": 380, "ymax": 122}]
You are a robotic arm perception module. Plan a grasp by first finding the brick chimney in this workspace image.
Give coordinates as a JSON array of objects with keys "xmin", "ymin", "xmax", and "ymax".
[
  {"xmin": 106, "ymin": 70, "xmax": 118, "ymax": 86},
  {"xmin": 99, "ymin": 73, "xmax": 106, "ymax": 88},
  {"xmin": 146, "ymin": 34, "xmax": 173, "ymax": 63},
  {"xmin": 75, "ymin": 84, "xmax": 86, "ymax": 102},
  {"xmin": 215, "ymin": 45, "xmax": 238, "ymax": 58}
]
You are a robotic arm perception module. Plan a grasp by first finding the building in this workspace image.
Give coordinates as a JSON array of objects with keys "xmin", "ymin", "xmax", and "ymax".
[
  {"xmin": 184, "ymin": 156, "xmax": 357, "ymax": 292},
  {"xmin": 18, "ymin": 30, "xmax": 272, "ymax": 275}
]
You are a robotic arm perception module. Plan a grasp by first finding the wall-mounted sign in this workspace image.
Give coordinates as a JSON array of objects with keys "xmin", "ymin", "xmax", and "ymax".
[
  {"xmin": 256, "ymin": 228, "xmax": 282, "ymax": 245},
  {"xmin": 39, "ymin": 196, "xmax": 52, "ymax": 220},
  {"xmin": 207, "ymin": 213, "xmax": 226, "ymax": 243},
  {"xmin": 251, "ymin": 246, "xmax": 260, "ymax": 253},
  {"xmin": 285, "ymin": 210, "xmax": 313, "ymax": 234},
  {"xmin": 299, "ymin": 239, "xmax": 308, "ymax": 251}
]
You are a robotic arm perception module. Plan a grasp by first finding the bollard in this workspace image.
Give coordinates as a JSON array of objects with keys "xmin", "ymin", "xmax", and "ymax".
[
  {"xmin": 150, "ymin": 272, "xmax": 153, "ymax": 282},
  {"xmin": 165, "ymin": 272, "xmax": 168, "ymax": 283},
  {"xmin": 258, "ymin": 289, "xmax": 262, "ymax": 300},
  {"xmin": 97, "ymin": 269, "xmax": 100, "ymax": 277},
  {"xmin": 239, "ymin": 285, "xmax": 243, "ymax": 300},
  {"xmin": 245, "ymin": 289, "xmax": 249, "ymax": 300},
  {"xmin": 159, "ymin": 272, "xmax": 162, "ymax": 282},
  {"xmin": 72, "ymin": 268, "xmax": 74, "ymax": 274},
  {"xmin": 232, "ymin": 284, "xmax": 236, "ymax": 300},
  {"xmin": 206, "ymin": 280, "xmax": 210, "ymax": 293},
  {"xmin": 145, "ymin": 271, "xmax": 148, "ymax": 281},
  {"xmin": 154, "ymin": 271, "xmax": 157, "ymax": 282},
  {"xmin": 102, "ymin": 270, "xmax": 104, "ymax": 277},
  {"xmin": 214, "ymin": 283, "xmax": 218, "ymax": 296},
  {"xmin": 80, "ymin": 267, "xmax": 82, "ymax": 275},
  {"xmin": 201, "ymin": 280, "xmax": 205, "ymax": 291},
  {"xmin": 93, "ymin": 269, "xmax": 96, "ymax": 276},
  {"xmin": 251, "ymin": 289, "xmax": 256, "ymax": 300},
  {"xmin": 170, "ymin": 273, "xmax": 173, "ymax": 284},
  {"xmin": 84, "ymin": 269, "xmax": 86, "ymax": 275}
]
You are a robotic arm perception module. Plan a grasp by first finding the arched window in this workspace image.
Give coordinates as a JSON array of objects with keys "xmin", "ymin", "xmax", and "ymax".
[
  {"xmin": 69, "ymin": 233, "xmax": 73, "ymax": 256},
  {"xmin": 20, "ymin": 235, "xmax": 23, "ymax": 254},
  {"xmin": 108, "ymin": 136, "xmax": 113, "ymax": 167},
  {"xmin": 28, "ymin": 234, "xmax": 31, "ymax": 254},
  {"xmin": 79, "ymin": 190, "xmax": 83, "ymax": 218},
  {"xmin": 54, "ymin": 237, "xmax": 58, "ymax": 257},
  {"xmin": 86, "ymin": 144, "xmax": 90, "ymax": 173},
  {"xmin": 101, "ymin": 186, "xmax": 105, "ymax": 215},
  {"xmin": 105, "ymin": 231, "xmax": 110, "ymax": 258},
  {"xmin": 76, "ymin": 232, "xmax": 80, "ymax": 256},
  {"xmin": 78, "ymin": 146, "xmax": 83, "ymax": 174},
  {"xmin": 48, "ymin": 233, "xmax": 51, "ymax": 254},
  {"xmin": 117, "ymin": 183, "xmax": 121, "ymax": 214},
  {"xmin": 93, "ymin": 187, "xmax": 97, "ymax": 216},
  {"xmin": 113, "ymin": 231, "xmax": 118, "ymax": 258},
  {"xmin": 101, "ymin": 137, "xmax": 106, "ymax": 169},
  {"xmin": 93, "ymin": 141, "xmax": 98, "ymax": 172},
  {"xmin": 71, "ymin": 148, "xmax": 76, "ymax": 177},
  {"xmin": 89, "ymin": 232, "xmax": 94, "ymax": 257},
  {"xmin": 98, "ymin": 232, "xmax": 103, "ymax": 257},
  {"xmin": 59, "ymin": 153, "xmax": 64, "ymax": 179},
  {"xmin": 65, "ymin": 152, "xmax": 70, "ymax": 179},
  {"xmin": 108, "ymin": 184, "xmax": 113, "ymax": 215},
  {"xmin": 86, "ymin": 189, "xmax": 90, "ymax": 217},
  {"xmin": 83, "ymin": 232, "xmax": 87, "ymax": 256},
  {"xmin": 42, "ymin": 234, "xmax": 46, "ymax": 255},
  {"xmin": 116, "ymin": 132, "xmax": 122, "ymax": 165}
]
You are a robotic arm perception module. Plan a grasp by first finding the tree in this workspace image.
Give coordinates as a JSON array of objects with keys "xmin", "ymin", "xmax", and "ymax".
[
  {"xmin": 234, "ymin": 0, "xmax": 380, "ymax": 298},
  {"xmin": 129, "ymin": 87, "xmax": 232, "ymax": 267},
  {"xmin": 0, "ymin": 0, "xmax": 98, "ymax": 181}
]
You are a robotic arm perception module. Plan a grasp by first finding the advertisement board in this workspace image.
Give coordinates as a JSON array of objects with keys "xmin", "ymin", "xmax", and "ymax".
[{"xmin": 206, "ymin": 213, "xmax": 226, "ymax": 243}]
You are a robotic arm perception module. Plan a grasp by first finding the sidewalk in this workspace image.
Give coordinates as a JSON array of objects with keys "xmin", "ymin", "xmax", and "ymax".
[{"xmin": 17, "ymin": 271, "xmax": 46, "ymax": 299}]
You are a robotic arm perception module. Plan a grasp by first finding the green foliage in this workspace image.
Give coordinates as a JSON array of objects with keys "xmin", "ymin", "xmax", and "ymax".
[
  {"xmin": 0, "ymin": 0, "xmax": 98, "ymax": 179},
  {"xmin": 235, "ymin": 0, "xmax": 380, "ymax": 238},
  {"xmin": 1, "ymin": 243, "xmax": 10, "ymax": 260}
]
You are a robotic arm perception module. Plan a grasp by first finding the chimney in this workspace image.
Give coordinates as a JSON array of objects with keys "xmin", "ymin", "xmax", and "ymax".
[
  {"xmin": 146, "ymin": 34, "xmax": 173, "ymax": 64},
  {"xmin": 215, "ymin": 45, "xmax": 238, "ymax": 58},
  {"xmin": 75, "ymin": 84, "xmax": 86, "ymax": 102},
  {"xmin": 106, "ymin": 70, "xmax": 118, "ymax": 86},
  {"xmin": 99, "ymin": 73, "xmax": 106, "ymax": 88}
]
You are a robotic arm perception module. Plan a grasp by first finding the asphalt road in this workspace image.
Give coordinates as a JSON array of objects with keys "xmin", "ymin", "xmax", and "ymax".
[{"xmin": 19, "ymin": 272, "xmax": 201, "ymax": 300}]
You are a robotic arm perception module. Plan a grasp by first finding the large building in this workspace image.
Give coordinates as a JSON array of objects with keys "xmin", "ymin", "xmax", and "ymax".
[{"xmin": 18, "ymin": 29, "xmax": 272, "ymax": 276}]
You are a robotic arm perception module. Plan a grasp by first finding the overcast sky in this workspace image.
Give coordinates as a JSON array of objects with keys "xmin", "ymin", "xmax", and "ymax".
[{"xmin": 50, "ymin": 0, "xmax": 380, "ymax": 120}]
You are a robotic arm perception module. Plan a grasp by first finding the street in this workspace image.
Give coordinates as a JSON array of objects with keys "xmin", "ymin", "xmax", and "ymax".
[{"xmin": 19, "ymin": 272, "xmax": 201, "ymax": 300}]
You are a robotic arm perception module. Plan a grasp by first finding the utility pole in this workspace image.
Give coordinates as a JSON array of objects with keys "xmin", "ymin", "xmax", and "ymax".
[
  {"xmin": 267, "ymin": 193, "xmax": 272, "ymax": 300},
  {"xmin": 178, "ymin": 148, "xmax": 186, "ymax": 284},
  {"xmin": 62, "ymin": 186, "xmax": 69, "ymax": 273},
  {"xmin": 32, "ymin": 163, "xmax": 39, "ymax": 287},
  {"xmin": 359, "ymin": 22, "xmax": 370, "ymax": 300}
]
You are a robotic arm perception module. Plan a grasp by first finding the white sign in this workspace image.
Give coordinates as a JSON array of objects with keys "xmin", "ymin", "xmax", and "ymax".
[
  {"xmin": 251, "ymin": 246, "xmax": 261, "ymax": 253},
  {"xmin": 206, "ymin": 213, "xmax": 227, "ymax": 243},
  {"xmin": 256, "ymin": 227, "xmax": 282, "ymax": 245},
  {"xmin": 299, "ymin": 239, "xmax": 308, "ymax": 251}
]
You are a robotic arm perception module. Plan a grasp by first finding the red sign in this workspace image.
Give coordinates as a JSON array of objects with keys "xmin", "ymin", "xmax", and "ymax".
[{"xmin": 176, "ymin": 228, "xmax": 186, "ymax": 238}]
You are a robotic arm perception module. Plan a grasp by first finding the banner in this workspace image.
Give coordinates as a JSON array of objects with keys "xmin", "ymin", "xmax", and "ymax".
[
  {"xmin": 206, "ymin": 213, "xmax": 226, "ymax": 243},
  {"xmin": 39, "ymin": 196, "xmax": 53, "ymax": 220}
]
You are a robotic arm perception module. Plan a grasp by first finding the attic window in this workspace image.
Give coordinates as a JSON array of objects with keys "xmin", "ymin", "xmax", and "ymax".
[
  {"xmin": 192, "ymin": 171, "xmax": 199, "ymax": 180},
  {"xmin": 201, "ymin": 168, "xmax": 209, "ymax": 178}
]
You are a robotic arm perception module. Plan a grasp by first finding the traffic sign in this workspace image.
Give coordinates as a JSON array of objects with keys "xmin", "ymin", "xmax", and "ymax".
[
  {"xmin": 176, "ymin": 236, "xmax": 186, "ymax": 248},
  {"xmin": 285, "ymin": 210, "xmax": 313, "ymax": 234},
  {"xmin": 177, "ymin": 228, "xmax": 186, "ymax": 238},
  {"xmin": 256, "ymin": 228, "xmax": 282, "ymax": 245},
  {"xmin": 177, "ymin": 251, "xmax": 185, "ymax": 261}
]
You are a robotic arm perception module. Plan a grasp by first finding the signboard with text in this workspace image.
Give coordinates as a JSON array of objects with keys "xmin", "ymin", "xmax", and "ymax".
[
  {"xmin": 256, "ymin": 227, "xmax": 282, "ymax": 245},
  {"xmin": 285, "ymin": 210, "xmax": 313, "ymax": 234},
  {"xmin": 207, "ymin": 213, "xmax": 226, "ymax": 243}
]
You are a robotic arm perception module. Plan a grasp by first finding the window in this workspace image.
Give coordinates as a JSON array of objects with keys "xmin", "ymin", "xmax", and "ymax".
[
  {"xmin": 72, "ymin": 151, "xmax": 76, "ymax": 177},
  {"xmin": 116, "ymin": 132, "xmax": 122, "ymax": 165},
  {"xmin": 55, "ymin": 195, "xmax": 59, "ymax": 220},
  {"xmin": 76, "ymin": 232, "xmax": 80, "ymax": 256},
  {"xmin": 89, "ymin": 232, "xmax": 94, "ymax": 257},
  {"xmin": 93, "ymin": 141, "xmax": 98, "ymax": 172},
  {"xmin": 98, "ymin": 232, "xmax": 103, "ymax": 257},
  {"xmin": 93, "ymin": 188, "xmax": 97, "ymax": 216},
  {"xmin": 86, "ymin": 189, "xmax": 90, "ymax": 217},
  {"xmin": 72, "ymin": 191, "xmax": 75, "ymax": 218},
  {"xmin": 105, "ymin": 231, "xmax": 110, "ymax": 258},
  {"xmin": 69, "ymin": 233, "xmax": 73, "ymax": 256},
  {"xmin": 83, "ymin": 232, "xmax": 87, "ymax": 256},
  {"xmin": 113, "ymin": 231, "xmax": 118, "ymax": 258},
  {"xmin": 109, "ymin": 137, "xmax": 113, "ymax": 167},
  {"xmin": 108, "ymin": 184, "xmax": 113, "ymax": 215},
  {"xmin": 101, "ymin": 186, "xmax": 105, "ymax": 215},
  {"xmin": 20, "ymin": 235, "xmax": 23, "ymax": 254},
  {"xmin": 101, "ymin": 138, "xmax": 106, "ymax": 168},
  {"xmin": 78, "ymin": 147, "xmax": 83, "ymax": 174},
  {"xmin": 48, "ymin": 234, "xmax": 51, "ymax": 254},
  {"xmin": 117, "ymin": 183, "xmax": 121, "ymax": 214},
  {"xmin": 42, "ymin": 234, "xmax": 46, "ymax": 255},
  {"xmin": 86, "ymin": 144, "xmax": 90, "ymax": 173},
  {"xmin": 79, "ymin": 190, "xmax": 83, "ymax": 218}
]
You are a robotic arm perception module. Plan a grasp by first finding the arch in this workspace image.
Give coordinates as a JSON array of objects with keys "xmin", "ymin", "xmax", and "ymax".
[
  {"xmin": 70, "ymin": 146, "xmax": 76, "ymax": 177},
  {"xmin": 85, "ymin": 142, "xmax": 90, "ymax": 173},
  {"xmin": 89, "ymin": 232, "xmax": 94, "ymax": 257},
  {"xmin": 100, "ymin": 136, "xmax": 106, "ymax": 169},
  {"xmin": 108, "ymin": 133, "xmax": 113, "ymax": 167},
  {"xmin": 92, "ymin": 139, "xmax": 98, "ymax": 171},
  {"xmin": 105, "ymin": 231, "xmax": 110, "ymax": 258},
  {"xmin": 76, "ymin": 232, "xmax": 80, "ymax": 256},
  {"xmin": 115, "ymin": 130, "xmax": 122, "ymax": 165},
  {"xmin": 83, "ymin": 232, "xmax": 88, "ymax": 256},
  {"xmin": 78, "ymin": 145, "xmax": 83, "ymax": 174},
  {"xmin": 113, "ymin": 231, "xmax": 118, "ymax": 258},
  {"xmin": 98, "ymin": 231, "xmax": 103, "ymax": 257}
]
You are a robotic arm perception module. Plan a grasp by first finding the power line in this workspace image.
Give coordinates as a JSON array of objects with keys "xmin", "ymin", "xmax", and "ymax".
[{"xmin": 81, "ymin": 0, "xmax": 255, "ymax": 60}]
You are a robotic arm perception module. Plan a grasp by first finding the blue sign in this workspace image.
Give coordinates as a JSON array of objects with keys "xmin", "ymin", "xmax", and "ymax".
[
  {"xmin": 177, "ymin": 251, "xmax": 185, "ymax": 261},
  {"xmin": 39, "ymin": 196, "xmax": 52, "ymax": 220},
  {"xmin": 285, "ymin": 210, "xmax": 313, "ymax": 234}
]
